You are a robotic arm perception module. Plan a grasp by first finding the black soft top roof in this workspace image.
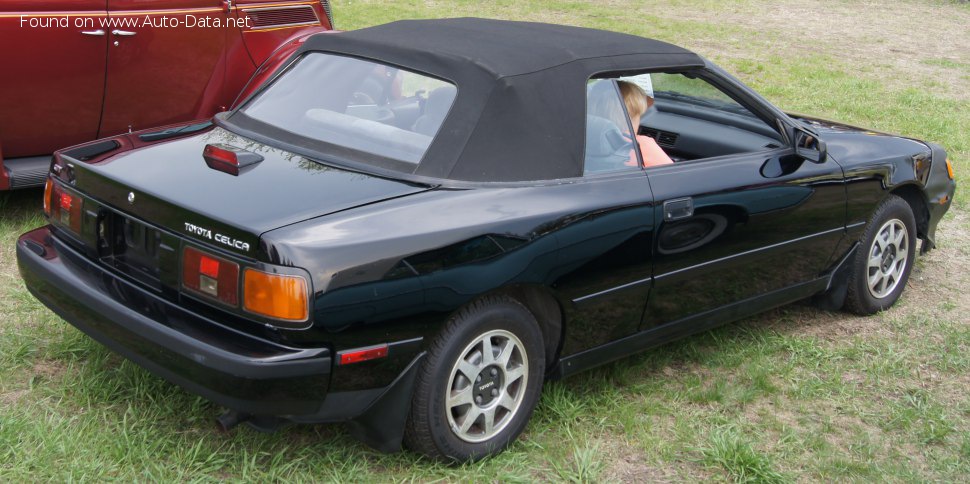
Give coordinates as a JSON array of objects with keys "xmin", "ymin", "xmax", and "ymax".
[{"xmin": 296, "ymin": 18, "xmax": 706, "ymax": 182}]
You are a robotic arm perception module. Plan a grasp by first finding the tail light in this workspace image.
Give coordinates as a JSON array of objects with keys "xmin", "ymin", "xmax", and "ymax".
[
  {"xmin": 43, "ymin": 178, "xmax": 53, "ymax": 216},
  {"xmin": 243, "ymin": 269, "xmax": 309, "ymax": 322},
  {"xmin": 182, "ymin": 246, "xmax": 239, "ymax": 306},
  {"xmin": 181, "ymin": 246, "xmax": 309, "ymax": 325},
  {"xmin": 49, "ymin": 181, "xmax": 83, "ymax": 234}
]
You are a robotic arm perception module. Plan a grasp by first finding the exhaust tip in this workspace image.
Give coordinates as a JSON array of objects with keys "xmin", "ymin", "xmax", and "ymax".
[{"xmin": 215, "ymin": 410, "xmax": 251, "ymax": 434}]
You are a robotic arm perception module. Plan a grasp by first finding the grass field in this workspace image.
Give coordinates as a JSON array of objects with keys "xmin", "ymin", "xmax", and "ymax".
[{"xmin": 2, "ymin": 0, "xmax": 968, "ymax": 481}]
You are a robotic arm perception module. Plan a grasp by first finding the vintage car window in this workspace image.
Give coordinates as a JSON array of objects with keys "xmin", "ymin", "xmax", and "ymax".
[
  {"xmin": 620, "ymin": 72, "xmax": 783, "ymax": 162},
  {"xmin": 243, "ymin": 53, "xmax": 456, "ymax": 165},
  {"xmin": 584, "ymin": 79, "xmax": 640, "ymax": 175}
]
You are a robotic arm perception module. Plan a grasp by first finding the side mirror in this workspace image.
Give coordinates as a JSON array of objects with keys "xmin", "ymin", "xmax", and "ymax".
[{"xmin": 795, "ymin": 128, "xmax": 827, "ymax": 163}]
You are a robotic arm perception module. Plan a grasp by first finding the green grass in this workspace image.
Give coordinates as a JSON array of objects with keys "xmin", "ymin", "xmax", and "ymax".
[{"xmin": 3, "ymin": 0, "xmax": 969, "ymax": 481}]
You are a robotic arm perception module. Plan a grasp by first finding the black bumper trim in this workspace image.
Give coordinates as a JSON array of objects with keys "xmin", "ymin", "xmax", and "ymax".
[{"xmin": 17, "ymin": 226, "xmax": 332, "ymax": 416}]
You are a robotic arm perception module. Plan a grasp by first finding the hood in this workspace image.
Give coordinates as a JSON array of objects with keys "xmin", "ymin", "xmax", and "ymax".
[
  {"xmin": 788, "ymin": 113, "xmax": 930, "ymax": 162},
  {"xmin": 67, "ymin": 127, "xmax": 431, "ymax": 258}
]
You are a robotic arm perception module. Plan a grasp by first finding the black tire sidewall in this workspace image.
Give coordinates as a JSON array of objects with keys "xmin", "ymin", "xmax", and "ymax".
[
  {"xmin": 413, "ymin": 298, "xmax": 545, "ymax": 462},
  {"xmin": 848, "ymin": 196, "xmax": 917, "ymax": 314}
]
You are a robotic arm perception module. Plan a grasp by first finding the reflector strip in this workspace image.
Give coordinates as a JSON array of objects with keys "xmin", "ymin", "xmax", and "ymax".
[{"xmin": 338, "ymin": 344, "xmax": 389, "ymax": 365}]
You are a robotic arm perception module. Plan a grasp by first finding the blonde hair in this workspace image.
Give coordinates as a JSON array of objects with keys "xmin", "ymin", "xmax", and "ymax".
[{"xmin": 617, "ymin": 80, "xmax": 651, "ymax": 119}]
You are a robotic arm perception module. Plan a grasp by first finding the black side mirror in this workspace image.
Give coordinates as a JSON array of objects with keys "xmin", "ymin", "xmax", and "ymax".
[{"xmin": 795, "ymin": 128, "xmax": 827, "ymax": 163}]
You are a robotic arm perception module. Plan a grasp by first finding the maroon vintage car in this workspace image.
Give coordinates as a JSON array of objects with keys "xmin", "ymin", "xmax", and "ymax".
[{"xmin": 0, "ymin": 0, "xmax": 333, "ymax": 190}]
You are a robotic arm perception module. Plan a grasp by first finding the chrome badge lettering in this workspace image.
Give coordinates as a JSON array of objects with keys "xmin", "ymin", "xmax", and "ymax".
[
  {"xmin": 183, "ymin": 222, "xmax": 212, "ymax": 239},
  {"xmin": 215, "ymin": 233, "xmax": 251, "ymax": 252},
  {"xmin": 183, "ymin": 222, "xmax": 251, "ymax": 252}
]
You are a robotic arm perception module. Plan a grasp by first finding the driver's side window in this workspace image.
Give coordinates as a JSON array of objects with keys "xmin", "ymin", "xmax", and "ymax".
[
  {"xmin": 623, "ymin": 72, "xmax": 784, "ymax": 162},
  {"xmin": 583, "ymin": 79, "xmax": 639, "ymax": 175}
]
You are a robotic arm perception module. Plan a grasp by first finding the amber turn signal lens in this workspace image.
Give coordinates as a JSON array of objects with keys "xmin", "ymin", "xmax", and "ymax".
[
  {"xmin": 243, "ymin": 269, "xmax": 309, "ymax": 322},
  {"xmin": 945, "ymin": 158, "xmax": 955, "ymax": 180},
  {"xmin": 43, "ymin": 178, "xmax": 53, "ymax": 216}
]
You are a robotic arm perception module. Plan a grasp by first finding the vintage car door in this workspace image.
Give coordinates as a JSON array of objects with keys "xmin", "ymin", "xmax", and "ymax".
[
  {"xmin": 639, "ymin": 72, "xmax": 847, "ymax": 330},
  {"xmin": 552, "ymin": 79, "xmax": 658, "ymax": 356},
  {"xmin": 0, "ymin": 0, "xmax": 108, "ymax": 157},
  {"xmin": 98, "ymin": 0, "xmax": 232, "ymax": 136}
]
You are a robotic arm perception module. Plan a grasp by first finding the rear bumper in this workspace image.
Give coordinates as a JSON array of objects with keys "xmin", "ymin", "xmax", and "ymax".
[{"xmin": 17, "ymin": 226, "xmax": 333, "ymax": 417}]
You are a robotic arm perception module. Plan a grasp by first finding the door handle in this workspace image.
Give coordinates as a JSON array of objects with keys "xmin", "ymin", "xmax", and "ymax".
[
  {"xmin": 112, "ymin": 30, "xmax": 137, "ymax": 36},
  {"xmin": 80, "ymin": 29, "xmax": 105, "ymax": 36},
  {"xmin": 663, "ymin": 197, "xmax": 694, "ymax": 221}
]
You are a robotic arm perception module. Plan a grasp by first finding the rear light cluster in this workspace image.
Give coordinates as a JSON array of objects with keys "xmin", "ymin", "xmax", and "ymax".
[
  {"xmin": 183, "ymin": 247, "xmax": 240, "ymax": 306},
  {"xmin": 244, "ymin": 270, "xmax": 309, "ymax": 321},
  {"xmin": 182, "ymin": 246, "xmax": 309, "ymax": 324},
  {"xmin": 44, "ymin": 177, "xmax": 82, "ymax": 234}
]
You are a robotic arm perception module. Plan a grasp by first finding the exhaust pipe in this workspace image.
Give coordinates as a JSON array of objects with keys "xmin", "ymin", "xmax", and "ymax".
[{"xmin": 215, "ymin": 410, "xmax": 251, "ymax": 433}]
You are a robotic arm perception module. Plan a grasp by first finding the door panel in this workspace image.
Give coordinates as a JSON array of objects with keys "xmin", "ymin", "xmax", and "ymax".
[
  {"xmin": 0, "ymin": 1, "xmax": 107, "ymax": 157},
  {"xmin": 551, "ymin": 174, "xmax": 657, "ymax": 356},
  {"xmin": 642, "ymin": 151, "xmax": 846, "ymax": 328},
  {"xmin": 99, "ymin": 0, "xmax": 230, "ymax": 136}
]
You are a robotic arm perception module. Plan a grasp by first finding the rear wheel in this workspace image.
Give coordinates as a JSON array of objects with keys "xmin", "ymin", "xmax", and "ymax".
[
  {"xmin": 845, "ymin": 195, "xmax": 916, "ymax": 315},
  {"xmin": 404, "ymin": 296, "xmax": 545, "ymax": 462}
]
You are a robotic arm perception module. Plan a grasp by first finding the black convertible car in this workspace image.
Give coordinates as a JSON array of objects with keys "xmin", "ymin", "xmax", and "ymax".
[{"xmin": 17, "ymin": 18, "xmax": 956, "ymax": 461}]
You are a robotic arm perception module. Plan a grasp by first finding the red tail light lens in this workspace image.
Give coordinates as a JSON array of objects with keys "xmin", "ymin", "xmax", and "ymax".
[
  {"xmin": 182, "ymin": 246, "xmax": 239, "ymax": 306},
  {"xmin": 49, "ymin": 182, "xmax": 83, "ymax": 234},
  {"xmin": 203, "ymin": 144, "xmax": 263, "ymax": 176}
]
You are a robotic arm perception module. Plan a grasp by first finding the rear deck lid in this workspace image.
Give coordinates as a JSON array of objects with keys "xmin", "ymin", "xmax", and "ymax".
[{"xmin": 67, "ymin": 127, "xmax": 431, "ymax": 258}]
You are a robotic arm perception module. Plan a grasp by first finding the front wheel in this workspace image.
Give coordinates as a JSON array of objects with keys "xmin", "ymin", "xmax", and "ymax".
[
  {"xmin": 845, "ymin": 195, "xmax": 917, "ymax": 315},
  {"xmin": 404, "ymin": 296, "xmax": 545, "ymax": 462}
]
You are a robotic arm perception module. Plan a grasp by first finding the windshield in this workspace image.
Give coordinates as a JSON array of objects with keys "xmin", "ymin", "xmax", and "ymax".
[
  {"xmin": 240, "ymin": 53, "xmax": 457, "ymax": 169},
  {"xmin": 650, "ymin": 73, "xmax": 757, "ymax": 118}
]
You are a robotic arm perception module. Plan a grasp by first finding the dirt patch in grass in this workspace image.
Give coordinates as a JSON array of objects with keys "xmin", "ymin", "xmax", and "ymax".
[
  {"xmin": 603, "ymin": 449, "xmax": 680, "ymax": 482},
  {"xmin": 0, "ymin": 388, "xmax": 29, "ymax": 406},
  {"xmin": 660, "ymin": 0, "xmax": 970, "ymax": 100},
  {"xmin": 31, "ymin": 359, "xmax": 66, "ymax": 381}
]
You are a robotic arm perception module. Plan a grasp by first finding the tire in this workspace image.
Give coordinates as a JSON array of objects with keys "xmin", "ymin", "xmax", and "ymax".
[
  {"xmin": 404, "ymin": 296, "xmax": 545, "ymax": 462},
  {"xmin": 844, "ymin": 195, "xmax": 917, "ymax": 315}
]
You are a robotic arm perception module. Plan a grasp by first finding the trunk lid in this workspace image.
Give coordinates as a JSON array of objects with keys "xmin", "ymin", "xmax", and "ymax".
[{"xmin": 66, "ymin": 127, "xmax": 431, "ymax": 259}]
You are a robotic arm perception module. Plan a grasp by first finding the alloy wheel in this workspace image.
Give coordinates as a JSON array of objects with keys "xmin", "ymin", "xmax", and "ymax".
[
  {"xmin": 866, "ymin": 218, "xmax": 909, "ymax": 299},
  {"xmin": 445, "ymin": 329, "xmax": 528, "ymax": 443}
]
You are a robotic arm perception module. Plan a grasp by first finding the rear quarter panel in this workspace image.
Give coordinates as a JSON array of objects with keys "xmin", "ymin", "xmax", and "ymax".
[{"xmin": 261, "ymin": 175, "xmax": 660, "ymax": 380}]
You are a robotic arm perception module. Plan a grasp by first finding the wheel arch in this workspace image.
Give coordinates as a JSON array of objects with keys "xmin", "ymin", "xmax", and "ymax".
[
  {"xmin": 477, "ymin": 284, "xmax": 565, "ymax": 373},
  {"xmin": 889, "ymin": 183, "xmax": 930, "ymax": 244}
]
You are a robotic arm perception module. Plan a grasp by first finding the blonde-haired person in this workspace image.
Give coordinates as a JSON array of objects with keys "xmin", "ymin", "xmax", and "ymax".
[{"xmin": 617, "ymin": 80, "xmax": 673, "ymax": 168}]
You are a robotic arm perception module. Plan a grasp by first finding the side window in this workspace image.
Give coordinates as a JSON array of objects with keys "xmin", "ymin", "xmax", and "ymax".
[
  {"xmin": 631, "ymin": 72, "xmax": 783, "ymax": 162},
  {"xmin": 584, "ymin": 79, "xmax": 640, "ymax": 175}
]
